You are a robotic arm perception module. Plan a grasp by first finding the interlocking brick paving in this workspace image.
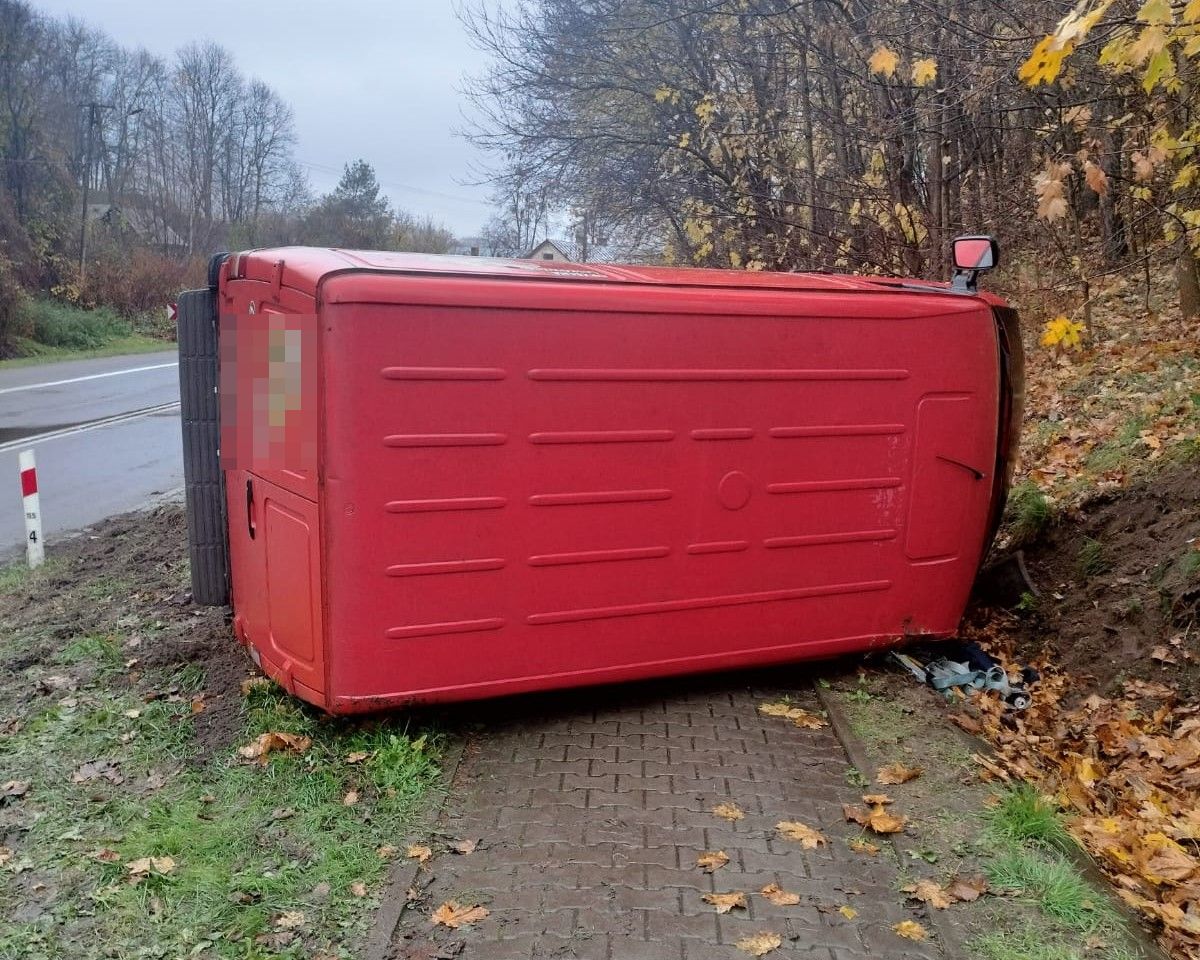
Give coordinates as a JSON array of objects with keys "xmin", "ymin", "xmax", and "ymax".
[{"xmin": 388, "ymin": 670, "xmax": 945, "ymax": 960}]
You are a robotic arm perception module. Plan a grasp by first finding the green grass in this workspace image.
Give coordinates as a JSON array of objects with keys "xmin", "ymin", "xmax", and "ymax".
[
  {"xmin": 1077, "ymin": 538, "xmax": 1111, "ymax": 578},
  {"xmin": 987, "ymin": 847, "xmax": 1107, "ymax": 929},
  {"xmin": 1006, "ymin": 482, "xmax": 1053, "ymax": 544},
  {"xmin": 973, "ymin": 924, "xmax": 1139, "ymax": 960},
  {"xmin": 984, "ymin": 785, "xmax": 1077, "ymax": 853},
  {"xmin": 0, "ymin": 662, "xmax": 443, "ymax": 959},
  {"xmin": 0, "ymin": 334, "xmax": 169, "ymax": 369},
  {"xmin": 0, "ymin": 297, "xmax": 173, "ymax": 368},
  {"xmin": 1181, "ymin": 548, "xmax": 1200, "ymax": 580}
]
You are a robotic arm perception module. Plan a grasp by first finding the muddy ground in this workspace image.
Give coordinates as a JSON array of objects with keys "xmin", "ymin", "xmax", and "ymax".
[{"xmin": 981, "ymin": 461, "xmax": 1200, "ymax": 699}]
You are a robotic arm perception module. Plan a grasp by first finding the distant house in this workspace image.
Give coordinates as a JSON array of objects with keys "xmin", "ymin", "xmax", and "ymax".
[
  {"xmin": 88, "ymin": 199, "xmax": 186, "ymax": 253},
  {"xmin": 524, "ymin": 238, "xmax": 621, "ymax": 264}
]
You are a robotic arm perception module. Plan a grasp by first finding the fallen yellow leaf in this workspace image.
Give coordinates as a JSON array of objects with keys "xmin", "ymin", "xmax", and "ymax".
[
  {"xmin": 431, "ymin": 901, "xmax": 489, "ymax": 928},
  {"xmin": 876, "ymin": 763, "xmax": 923, "ymax": 785},
  {"xmin": 861, "ymin": 793, "xmax": 893, "ymax": 806},
  {"xmin": 736, "ymin": 932, "xmax": 783, "ymax": 956},
  {"xmin": 848, "ymin": 838, "xmax": 880, "ymax": 855},
  {"xmin": 712, "ymin": 802, "xmax": 745, "ymax": 822},
  {"xmin": 894, "ymin": 920, "xmax": 928, "ymax": 941},
  {"xmin": 237, "ymin": 731, "xmax": 311, "ymax": 764},
  {"xmin": 776, "ymin": 820, "xmax": 827, "ymax": 848},
  {"xmin": 906, "ymin": 878, "xmax": 953, "ymax": 909},
  {"xmin": 406, "ymin": 844, "xmax": 433, "ymax": 863},
  {"xmin": 760, "ymin": 883, "xmax": 801, "ymax": 906},
  {"xmin": 697, "ymin": 850, "xmax": 730, "ymax": 872},
  {"xmin": 702, "ymin": 891, "xmax": 748, "ymax": 914},
  {"xmin": 839, "ymin": 904, "xmax": 858, "ymax": 920}
]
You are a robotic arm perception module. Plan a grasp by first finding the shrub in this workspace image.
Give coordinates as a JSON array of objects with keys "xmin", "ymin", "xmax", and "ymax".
[
  {"xmin": 0, "ymin": 256, "xmax": 29, "ymax": 358},
  {"xmin": 25, "ymin": 299, "xmax": 131, "ymax": 350},
  {"xmin": 85, "ymin": 242, "xmax": 205, "ymax": 318}
]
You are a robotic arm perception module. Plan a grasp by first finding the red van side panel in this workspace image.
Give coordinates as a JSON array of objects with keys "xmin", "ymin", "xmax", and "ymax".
[{"xmin": 317, "ymin": 275, "xmax": 999, "ymax": 710}]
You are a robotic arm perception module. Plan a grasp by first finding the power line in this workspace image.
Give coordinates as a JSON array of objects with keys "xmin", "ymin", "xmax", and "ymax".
[{"xmin": 295, "ymin": 158, "xmax": 491, "ymax": 209}]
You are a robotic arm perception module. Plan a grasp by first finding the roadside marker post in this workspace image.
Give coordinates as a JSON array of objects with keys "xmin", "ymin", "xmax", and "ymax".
[{"xmin": 18, "ymin": 449, "xmax": 44, "ymax": 569}]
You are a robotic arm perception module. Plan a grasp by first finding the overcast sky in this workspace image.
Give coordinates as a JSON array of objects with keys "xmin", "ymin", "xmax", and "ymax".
[{"xmin": 34, "ymin": 0, "xmax": 498, "ymax": 236}]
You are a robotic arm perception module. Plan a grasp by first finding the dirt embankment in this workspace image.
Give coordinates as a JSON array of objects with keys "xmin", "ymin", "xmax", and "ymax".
[{"xmin": 983, "ymin": 460, "xmax": 1200, "ymax": 698}]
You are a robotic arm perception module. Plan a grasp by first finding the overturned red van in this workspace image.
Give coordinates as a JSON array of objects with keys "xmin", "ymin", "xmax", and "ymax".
[{"xmin": 177, "ymin": 242, "xmax": 1022, "ymax": 713}]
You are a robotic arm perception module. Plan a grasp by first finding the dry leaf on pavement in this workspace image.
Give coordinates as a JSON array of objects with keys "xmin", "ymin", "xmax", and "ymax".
[
  {"xmin": 377, "ymin": 844, "xmax": 398, "ymax": 859},
  {"xmin": 839, "ymin": 905, "xmax": 858, "ymax": 920},
  {"xmin": 905, "ymin": 879, "xmax": 953, "ymax": 909},
  {"xmin": 760, "ymin": 883, "xmax": 801, "ymax": 906},
  {"xmin": 702, "ymin": 891, "xmax": 748, "ymax": 913},
  {"xmin": 758, "ymin": 701, "xmax": 827, "ymax": 729},
  {"xmin": 697, "ymin": 850, "xmax": 730, "ymax": 873},
  {"xmin": 712, "ymin": 802, "xmax": 745, "ymax": 822},
  {"xmin": 776, "ymin": 820, "xmax": 827, "ymax": 848},
  {"xmin": 451, "ymin": 838, "xmax": 478, "ymax": 855},
  {"xmin": 861, "ymin": 793, "xmax": 893, "ymax": 805},
  {"xmin": 894, "ymin": 920, "xmax": 928, "ymax": 941},
  {"xmin": 844, "ymin": 803, "xmax": 906, "ymax": 834},
  {"xmin": 848, "ymin": 838, "xmax": 881, "ymax": 854},
  {"xmin": 431, "ymin": 901, "xmax": 489, "ymax": 928},
  {"xmin": 406, "ymin": 844, "xmax": 433, "ymax": 863},
  {"xmin": 736, "ymin": 932, "xmax": 783, "ymax": 956},
  {"xmin": 876, "ymin": 762, "xmax": 923, "ymax": 785}
]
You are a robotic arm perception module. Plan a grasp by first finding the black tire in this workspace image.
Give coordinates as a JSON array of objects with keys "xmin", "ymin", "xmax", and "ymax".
[{"xmin": 178, "ymin": 268, "xmax": 229, "ymax": 606}]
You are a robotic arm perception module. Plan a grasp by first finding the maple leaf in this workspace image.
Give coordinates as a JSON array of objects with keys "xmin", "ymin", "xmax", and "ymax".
[
  {"xmin": 758, "ymin": 701, "xmax": 827, "ymax": 728},
  {"xmin": 877, "ymin": 763, "xmax": 922, "ymax": 785},
  {"xmin": 761, "ymin": 883, "xmax": 802, "ymax": 906},
  {"xmin": 1041, "ymin": 316, "xmax": 1087, "ymax": 350},
  {"xmin": 697, "ymin": 850, "xmax": 730, "ymax": 872},
  {"xmin": 431, "ymin": 901, "xmax": 489, "ymax": 928},
  {"xmin": 406, "ymin": 844, "xmax": 433, "ymax": 863},
  {"xmin": 905, "ymin": 878, "xmax": 954, "ymax": 909},
  {"xmin": 776, "ymin": 821, "xmax": 827, "ymax": 848},
  {"xmin": 703, "ymin": 891, "xmax": 748, "ymax": 913},
  {"xmin": 1084, "ymin": 161, "xmax": 1109, "ymax": 197},
  {"xmin": 868, "ymin": 46, "xmax": 900, "ymax": 78},
  {"xmin": 736, "ymin": 932, "xmax": 783, "ymax": 956},
  {"xmin": 849, "ymin": 838, "xmax": 881, "ymax": 855},
  {"xmin": 237, "ymin": 732, "xmax": 312, "ymax": 765},
  {"xmin": 1137, "ymin": 0, "xmax": 1174, "ymax": 25},
  {"xmin": 911, "ymin": 59, "xmax": 937, "ymax": 87},
  {"xmin": 839, "ymin": 905, "xmax": 859, "ymax": 920},
  {"xmin": 945, "ymin": 874, "xmax": 989, "ymax": 903},
  {"xmin": 1020, "ymin": 35, "xmax": 1072, "ymax": 87},
  {"xmin": 894, "ymin": 920, "xmax": 928, "ymax": 941},
  {"xmin": 712, "ymin": 802, "xmax": 745, "ymax": 822},
  {"xmin": 845, "ymin": 803, "xmax": 907, "ymax": 834},
  {"xmin": 126, "ymin": 855, "xmax": 176, "ymax": 878}
]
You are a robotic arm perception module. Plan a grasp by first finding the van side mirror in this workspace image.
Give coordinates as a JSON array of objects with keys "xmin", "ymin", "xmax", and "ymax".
[{"xmin": 950, "ymin": 235, "xmax": 999, "ymax": 293}]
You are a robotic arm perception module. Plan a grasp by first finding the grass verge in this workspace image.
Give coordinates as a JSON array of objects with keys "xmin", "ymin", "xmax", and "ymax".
[{"xmin": 0, "ymin": 533, "xmax": 444, "ymax": 960}]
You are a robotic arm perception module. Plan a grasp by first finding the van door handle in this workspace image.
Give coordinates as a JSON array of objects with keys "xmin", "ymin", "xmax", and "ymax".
[{"xmin": 246, "ymin": 478, "xmax": 257, "ymax": 539}]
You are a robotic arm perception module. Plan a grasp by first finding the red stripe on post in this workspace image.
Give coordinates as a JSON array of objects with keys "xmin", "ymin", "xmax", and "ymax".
[{"xmin": 20, "ymin": 468, "xmax": 37, "ymax": 497}]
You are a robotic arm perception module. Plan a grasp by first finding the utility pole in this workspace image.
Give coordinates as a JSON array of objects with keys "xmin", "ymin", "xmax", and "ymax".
[
  {"xmin": 78, "ymin": 102, "xmax": 99, "ymax": 291},
  {"xmin": 78, "ymin": 102, "xmax": 142, "ymax": 292}
]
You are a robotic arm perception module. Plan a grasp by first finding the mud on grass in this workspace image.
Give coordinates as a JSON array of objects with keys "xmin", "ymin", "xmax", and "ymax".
[{"xmin": 0, "ymin": 505, "xmax": 445, "ymax": 960}]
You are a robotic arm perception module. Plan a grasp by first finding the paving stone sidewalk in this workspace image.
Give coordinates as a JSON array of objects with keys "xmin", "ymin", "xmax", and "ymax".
[{"xmin": 388, "ymin": 670, "xmax": 946, "ymax": 960}]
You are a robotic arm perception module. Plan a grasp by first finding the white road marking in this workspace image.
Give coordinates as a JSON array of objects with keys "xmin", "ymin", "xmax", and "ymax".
[
  {"xmin": 0, "ymin": 361, "xmax": 178, "ymax": 396},
  {"xmin": 0, "ymin": 402, "xmax": 181, "ymax": 454}
]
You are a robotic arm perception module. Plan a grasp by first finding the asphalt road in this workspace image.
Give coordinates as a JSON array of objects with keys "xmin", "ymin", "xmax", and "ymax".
[{"xmin": 0, "ymin": 350, "xmax": 183, "ymax": 558}]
